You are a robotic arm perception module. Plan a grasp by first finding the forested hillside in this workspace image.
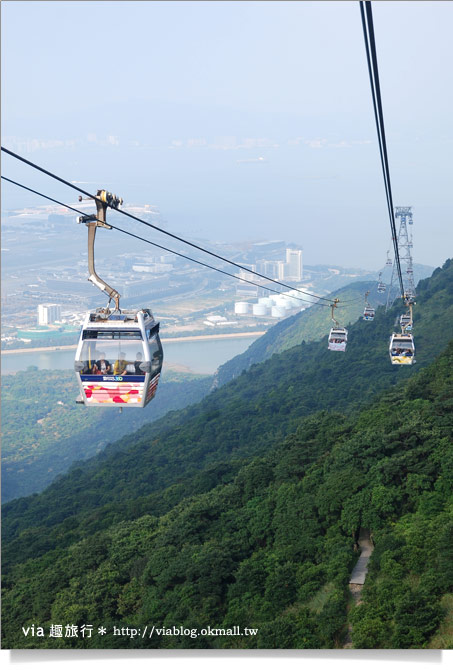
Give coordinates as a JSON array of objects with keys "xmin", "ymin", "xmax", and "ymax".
[
  {"xmin": 2, "ymin": 340, "xmax": 452, "ymax": 648},
  {"xmin": 2, "ymin": 370, "xmax": 212, "ymax": 502},
  {"xmin": 3, "ymin": 260, "xmax": 452, "ymax": 567},
  {"xmin": 2, "ymin": 259, "xmax": 452, "ymax": 649}
]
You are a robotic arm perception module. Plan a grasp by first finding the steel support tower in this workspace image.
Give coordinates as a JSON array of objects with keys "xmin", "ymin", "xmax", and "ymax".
[{"xmin": 386, "ymin": 206, "xmax": 415, "ymax": 310}]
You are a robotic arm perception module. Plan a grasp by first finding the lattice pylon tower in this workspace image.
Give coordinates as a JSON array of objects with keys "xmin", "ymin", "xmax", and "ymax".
[{"xmin": 386, "ymin": 206, "xmax": 415, "ymax": 310}]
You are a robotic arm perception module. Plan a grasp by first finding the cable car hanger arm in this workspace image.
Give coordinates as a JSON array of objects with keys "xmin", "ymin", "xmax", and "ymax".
[
  {"xmin": 331, "ymin": 298, "xmax": 340, "ymax": 327},
  {"xmin": 77, "ymin": 189, "xmax": 123, "ymax": 311}
]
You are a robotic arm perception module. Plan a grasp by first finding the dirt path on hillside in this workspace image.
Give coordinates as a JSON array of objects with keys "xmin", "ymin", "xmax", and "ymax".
[{"xmin": 343, "ymin": 529, "xmax": 374, "ymax": 648}]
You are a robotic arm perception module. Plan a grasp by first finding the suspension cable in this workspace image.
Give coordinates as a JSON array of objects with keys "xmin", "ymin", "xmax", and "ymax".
[{"xmin": 359, "ymin": 1, "xmax": 405, "ymax": 297}]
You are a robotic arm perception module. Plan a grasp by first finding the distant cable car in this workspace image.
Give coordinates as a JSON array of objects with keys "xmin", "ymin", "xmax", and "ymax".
[
  {"xmin": 328, "ymin": 327, "xmax": 348, "ymax": 351},
  {"xmin": 74, "ymin": 189, "xmax": 163, "ymax": 408},
  {"xmin": 386, "ymin": 250, "xmax": 392, "ymax": 266},
  {"xmin": 389, "ymin": 333, "xmax": 415, "ymax": 365},
  {"xmin": 399, "ymin": 314, "xmax": 412, "ymax": 331},
  {"xmin": 328, "ymin": 298, "xmax": 348, "ymax": 351},
  {"xmin": 363, "ymin": 290, "xmax": 375, "ymax": 321},
  {"xmin": 390, "ymin": 300, "xmax": 415, "ymax": 364},
  {"xmin": 75, "ymin": 308, "xmax": 163, "ymax": 407},
  {"xmin": 377, "ymin": 272, "xmax": 386, "ymax": 293}
]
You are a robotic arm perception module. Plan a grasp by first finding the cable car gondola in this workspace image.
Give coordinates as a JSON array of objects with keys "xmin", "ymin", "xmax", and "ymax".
[
  {"xmin": 377, "ymin": 272, "xmax": 386, "ymax": 293},
  {"xmin": 363, "ymin": 290, "xmax": 375, "ymax": 321},
  {"xmin": 74, "ymin": 189, "xmax": 163, "ymax": 407},
  {"xmin": 390, "ymin": 300, "xmax": 415, "ymax": 365},
  {"xmin": 328, "ymin": 327, "xmax": 348, "ymax": 351},
  {"xmin": 399, "ymin": 314, "xmax": 412, "ymax": 332},
  {"xmin": 328, "ymin": 298, "xmax": 348, "ymax": 351},
  {"xmin": 75, "ymin": 308, "xmax": 163, "ymax": 407},
  {"xmin": 389, "ymin": 333, "xmax": 415, "ymax": 365},
  {"xmin": 386, "ymin": 250, "xmax": 392, "ymax": 266}
]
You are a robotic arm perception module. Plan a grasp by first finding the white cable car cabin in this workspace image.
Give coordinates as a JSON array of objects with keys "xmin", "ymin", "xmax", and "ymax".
[
  {"xmin": 363, "ymin": 307, "xmax": 375, "ymax": 321},
  {"xmin": 399, "ymin": 314, "xmax": 412, "ymax": 331},
  {"xmin": 389, "ymin": 333, "xmax": 415, "ymax": 365},
  {"xmin": 75, "ymin": 308, "xmax": 163, "ymax": 407},
  {"xmin": 328, "ymin": 327, "xmax": 348, "ymax": 352},
  {"xmin": 377, "ymin": 282, "xmax": 386, "ymax": 293}
]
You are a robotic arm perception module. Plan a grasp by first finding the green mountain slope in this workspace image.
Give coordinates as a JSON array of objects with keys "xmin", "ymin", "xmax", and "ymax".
[
  {"xmin": 2, "ymin": 338, "xmax": 452, "ymax": 649},
  {"xmin": 1, "ymin": 370, "xmax": 212, "ymax": 503},
  {"xmin": 3, "ymin": 260, "xmax": 453, "ymax": 571}
]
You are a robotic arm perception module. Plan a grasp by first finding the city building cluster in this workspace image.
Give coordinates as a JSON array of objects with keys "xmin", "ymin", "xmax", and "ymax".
[
  {"xmin": 4, "ymin": 208, "xmax": 359, "ymax": 350},
  {"xmin": 235, "ymin": 245, "xmax": 303, "ymax": 298}
]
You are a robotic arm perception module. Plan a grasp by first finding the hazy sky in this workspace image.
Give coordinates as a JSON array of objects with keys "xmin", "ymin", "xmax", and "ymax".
[{"xmin": 2, "ymin": 1, "xmax": 452, "ymax": 269}]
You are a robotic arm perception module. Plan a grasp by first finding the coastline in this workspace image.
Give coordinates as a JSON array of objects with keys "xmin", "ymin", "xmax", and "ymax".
[{"xmin": 1, "ymin": 331, "xmax": 266, "ymax": 355}]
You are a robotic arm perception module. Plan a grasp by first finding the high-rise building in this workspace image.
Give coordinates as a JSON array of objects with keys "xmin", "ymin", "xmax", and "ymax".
[
  {"xmin": 277, "ymin": 261, "xmax": 287, "ymax": 280},
  {"xmin": 236, "ymin": 265, "xmax": 257, "ymax": 282},
  {"xmin": 37, "ymin": 304, "xmax": 61, "ymax": 325},
  {"xmin": 259, "ymin": 260, "xmax": 283, "ymax": 279},
  {"xmin": 236, "ymin": 265, "xmax": 268, "ymax": 297},
  {"xmin": 285, "ymin": 249, "xmax": 303, "ymax": 281}
]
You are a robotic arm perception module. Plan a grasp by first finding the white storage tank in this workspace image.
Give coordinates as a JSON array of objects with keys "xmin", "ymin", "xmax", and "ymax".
[
  {"xmin": 285, "ymin": 291, "xmax": 300, "ymax": 306},
  {"xmin": 258, "ymin": 297, "xmax": 274, "ymax": 308},
  {"xmin": 235, "ymin": 302, "xmax": 252, "ymax": 315},
  {"xmin": 252, "ymin": 303, "xmax": 268, "ymax": 316},
  {"xmin": 271, "ymin": 305, "xmax": 287, "ymax": 318},
  {"xmin": 275, "ymin": 296, "xmax": 292, "ymax": 309},
  {"xmin": 285, "ymin": 295, "xmax": 300, "ymax": 308}
]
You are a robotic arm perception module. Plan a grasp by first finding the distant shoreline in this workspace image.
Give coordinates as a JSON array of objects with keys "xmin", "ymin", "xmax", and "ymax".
[{"xmin": 1, "ymin": 331, "xmax": 266, "ymax": 355}]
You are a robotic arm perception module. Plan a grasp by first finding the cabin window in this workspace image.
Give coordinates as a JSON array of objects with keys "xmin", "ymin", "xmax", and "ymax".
[
  {"xmin": 148, "ymin": 335, "xmax": 163, "ymax": 374},
  {"xmin": 83, "ymin": 330, "xmax": 142, "ymax": 340},
  {"xmin": 77, "ymin": 340, "xmax": 146, "ymax": 375}
]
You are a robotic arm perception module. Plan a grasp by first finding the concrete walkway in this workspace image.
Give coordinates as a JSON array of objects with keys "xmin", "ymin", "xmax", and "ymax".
[
  {"xmin": 344, "ymin": 529, "xmax": 374, "ymax": 648},
  {"xmin": 349, "ymin": 529, "xmax": 373, "ymax": 585}
]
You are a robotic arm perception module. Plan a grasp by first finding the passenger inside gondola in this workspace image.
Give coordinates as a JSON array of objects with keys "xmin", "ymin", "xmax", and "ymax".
[
  {"xmin": 113, "ymin": 353, "xmax": 128, "ymax": 375},
  {"xmin": 151, "ymin": 352, "xmax": 163, "ymax": 373},
  {"xmin": 134, "ymin": 352, "xmax": 145, "ymax": 375},
  {"xmin": 92, "ymin": 353, "xmax": 111, "ymax": 375},
  {"xmin": 81, "ymin": 360, "xmax": 93, "ymax": 374},
  {"xmin": 391, "ymin": 347, "xmax": 413, "ymax": 357}
]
